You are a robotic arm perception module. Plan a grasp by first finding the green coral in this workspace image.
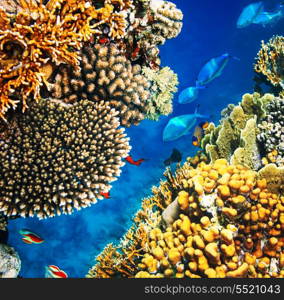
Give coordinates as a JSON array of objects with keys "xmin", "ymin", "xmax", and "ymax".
[
  {"xmin": 201, "ymin": 93, "xmax": 274, "ymax": 170},
  {"xmin": 231, "ymin": 117, "xmax": 262, "ymax": 170},
  {"xmin": 143, "ymin": 66, "xmax": 178, "ymax": 121}
]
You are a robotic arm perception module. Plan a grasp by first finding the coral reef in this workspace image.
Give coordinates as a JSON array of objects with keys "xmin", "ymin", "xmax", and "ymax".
[
  {"xmin": 0, "ymin": 0, "xmax": 131, "ymax": 120},
  {"xmin": 51, "ymin": 44, "xmax": 151, "ymax": 126},
  {"xmin": 255, "ymin": 36, "xmax": 284, "ymax": 89},
  {"xmin": 201, "ymin": 93, "xmax": 275, "ymax": 170},
  {"xmin": 257, "ymin": 97, "xmax": 284, "ymax": 167},
  {"xmin": 0, "ymin": 243, "xmax": 21, "ymax": 278},
  {"xmin": 142, "ymin": 66, "xmax": 178, "ymax": 121},
  {"xmin": 0, "ymin": 214, "xmax": 8, "ymax": 244},
  {"xmin": 0, "ymin": 99, "xmax": 130, "ymax": 218},
  {"xmin": 0, "ymin": 0, "xmax": 183, "ymax": 219},
  {"xmin": 87, "ymin": 159, "xmax": 284, "ymax": 278}
]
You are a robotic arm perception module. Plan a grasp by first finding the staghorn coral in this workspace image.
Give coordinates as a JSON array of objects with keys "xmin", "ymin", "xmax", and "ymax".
[
  {"xmin": 87, "ymin": 159, "xmax": 284, "ymax": 278},
  {"xmin": 142, "ymin": 66, "xmax": 178, "ymax": 120},
  {"xmin": 255, "ymin": 36, "xmax": 284, "ymax": 89},
  {"xmin": 0, "ymin": 0, "xmax": 131, "ymax": 120},
  {"xmin": 0, "ymin": 99, "xmax": 130, "ymax": 219},
  {"xmin": 201, "ymin": 93, "xmax": 275, "ymax": 170},
  {"xmin": 51, "ymin": 44, "xmax": 151, "ymax": 126},
  {"xmin": 257, "ymin": 97, "xmax": 284, "ymax": 167}
]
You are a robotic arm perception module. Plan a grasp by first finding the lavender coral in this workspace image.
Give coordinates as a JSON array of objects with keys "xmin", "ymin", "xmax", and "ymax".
[{"xmin": 0, "ymin": 99, "xmax": 130, "ymax": 218}]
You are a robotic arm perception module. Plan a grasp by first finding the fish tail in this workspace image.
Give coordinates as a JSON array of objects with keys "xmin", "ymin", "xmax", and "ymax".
[
  {"xmin": 229, "ymin": 55, "xmax": 240, "ymax": 61},
  {"xmin": 196, "ymin": 113, "xmax": 210, "ymax": 119}
]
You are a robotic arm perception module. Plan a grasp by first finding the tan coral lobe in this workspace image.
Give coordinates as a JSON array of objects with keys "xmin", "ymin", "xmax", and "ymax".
[{"xmin": 0, "ymin": 99, "xmax": 130, "ymax": 218}]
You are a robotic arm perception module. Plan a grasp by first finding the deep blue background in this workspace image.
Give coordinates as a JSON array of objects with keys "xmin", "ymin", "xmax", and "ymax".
[{"xmin": 7, "ymin": 0, "xmax": 284, "ymax": 277}]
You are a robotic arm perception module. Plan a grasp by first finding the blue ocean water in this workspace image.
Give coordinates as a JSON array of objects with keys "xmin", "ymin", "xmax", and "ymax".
[{"xmin": 7, "ymin": 0, "xmax": 284, "ymax": 278}]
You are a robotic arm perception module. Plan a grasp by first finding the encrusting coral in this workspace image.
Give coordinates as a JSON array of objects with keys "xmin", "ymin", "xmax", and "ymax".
[
  {"xmin": 0, "ymin": 99, "xmax": 130, "ymax": 218},
  {"xmin": 51, "ymin": 44, "xmax": 151, "ymax": 127},
  {"xmin": 255, "ymin": 35, "xmax": 284, "ymax": 89},
  {"xmin": 87, "ymin": 159, "xmax": 284, "ymax": 278}
]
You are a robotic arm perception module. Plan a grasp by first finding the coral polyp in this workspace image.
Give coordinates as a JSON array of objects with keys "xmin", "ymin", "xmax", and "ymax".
[{"xmin": 88, "ymin": 159, "xmax": 284, "ymax": 278}]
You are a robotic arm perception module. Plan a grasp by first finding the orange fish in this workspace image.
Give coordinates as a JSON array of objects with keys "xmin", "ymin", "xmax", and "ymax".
[
  {"xmin": 100, "ymin": 191, "xmax": 110, "ymax": 199},
  {"xmin": 192, "ymin": 121, "xmax": 209, "ymax": 147},
  {"xmin": 125, "ymin": 155, "xmax": 145, "ymax": 166}
]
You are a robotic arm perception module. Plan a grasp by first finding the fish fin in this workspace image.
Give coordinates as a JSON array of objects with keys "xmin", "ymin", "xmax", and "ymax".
[
  {"xmin": 196, "ymin": 113, "xmax": 210, "ymax": 119},
  {"xmin": 229, "ymin": 55, "xmax": 240, "ymax": 61},
  {"xmin": 22, "ymin": 238, "xmax": 32, "ymax": 244},
  {"xmin": 194, "ymin": 104, "xmax": 200, "ymax": 114}
]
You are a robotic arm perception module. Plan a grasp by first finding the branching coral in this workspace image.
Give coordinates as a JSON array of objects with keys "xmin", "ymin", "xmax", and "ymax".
[
  {"xmin": 142, "ymin": 66, "xmax": 178, "ymax": 120},
  {"xmin": 255, "ymin": 36, "xmax": 284, "ymax": 89},
  {"xmin": 0, "ymin": 99, "xmax": 130, "ymax": 218},
  {"xmin": 257, "ymin": 97, "xmax": 284, "ymax": 167},
  {"xmin": 87, "ymin": 159, "xmax": 284, "ymax": 278},
  {"xmin": 0, "ymin": 0, "xmax": 131, "ymax": 120},
  {"xmin": 51, "ymin": 44, "xmax": 151, "ymax": 126},
  {"xmin": 201, "ymin": 93, "xmax": 275, "ymax": 170}
]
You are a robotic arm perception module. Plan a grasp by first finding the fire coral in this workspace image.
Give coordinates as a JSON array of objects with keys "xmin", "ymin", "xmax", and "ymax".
[{"xmin": 0, "ymin": 0, "xmax": 128, "ymax": 120}]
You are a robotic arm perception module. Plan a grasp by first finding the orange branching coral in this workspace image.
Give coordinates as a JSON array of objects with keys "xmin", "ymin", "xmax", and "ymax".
[{"xmin": 0, "ymin": 0, "xmax": 129, "ymax": 120}]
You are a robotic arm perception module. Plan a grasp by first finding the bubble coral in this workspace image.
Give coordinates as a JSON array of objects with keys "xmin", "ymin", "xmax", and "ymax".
[
  {"xmin": 87, "ymin": 159, "xmax": 284, "ymax": 278},
  {"xmin": 0, "ymin": 99, "xmax": 130, "ymax": 219},
  {"xmin": 0, "ymin": 0, "xmax": 130, "ymax": 120},
  {"xmin": 51, "ymin": 44, "xmax": 151, "ymax": 126},
  {"xmin": 255, "ymin": 36, "xmax": 284, "ymax": 89}
]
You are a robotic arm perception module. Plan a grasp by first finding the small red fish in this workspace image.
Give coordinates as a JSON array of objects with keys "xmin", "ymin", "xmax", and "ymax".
[
  {"xmin": 45, "ymin": 265, "xmax": 68, "ymax": 278},
  {"xmin": 19, "ymin": 229, "xmax": 44, "ymax": 244},
  {"xmin": 98, "ymin": 37, "xmax": 110, "ymax": 44},
  {"xmin": 125, "ymin": 155, "xmax": 145, "ymax": 166},
  {"xmin": 131, "ymin": 46, "xmax": 140, "ymax": 59},
  {"xmin": 100, "ymin": 191, "xmax": 110, "ymax": 199}
]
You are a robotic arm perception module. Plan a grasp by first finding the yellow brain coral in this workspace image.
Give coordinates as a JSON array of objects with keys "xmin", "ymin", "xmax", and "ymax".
[{"xmin": 87, "ymin": 159, "xmax": 284, "ymax": 278}]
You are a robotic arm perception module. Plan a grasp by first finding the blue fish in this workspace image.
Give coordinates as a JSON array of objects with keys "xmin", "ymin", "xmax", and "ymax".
[
  {"xmin": 178, "ymin": 86, "xmax": 205, "ymax": 104},
  {"xmin": 237, "ymin": 2, "xmax": 264, "ymax": 28},
  {"xmin": 163, "ymin": 108, "xmax": 209, "ymax": 142},
  {"xmin": 252, "ymin": 7, "xmax": 283, "ymax": 26},
  {"xmin": 196, "ymin": 54, "xmax": 238, "ymax": 87}
]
